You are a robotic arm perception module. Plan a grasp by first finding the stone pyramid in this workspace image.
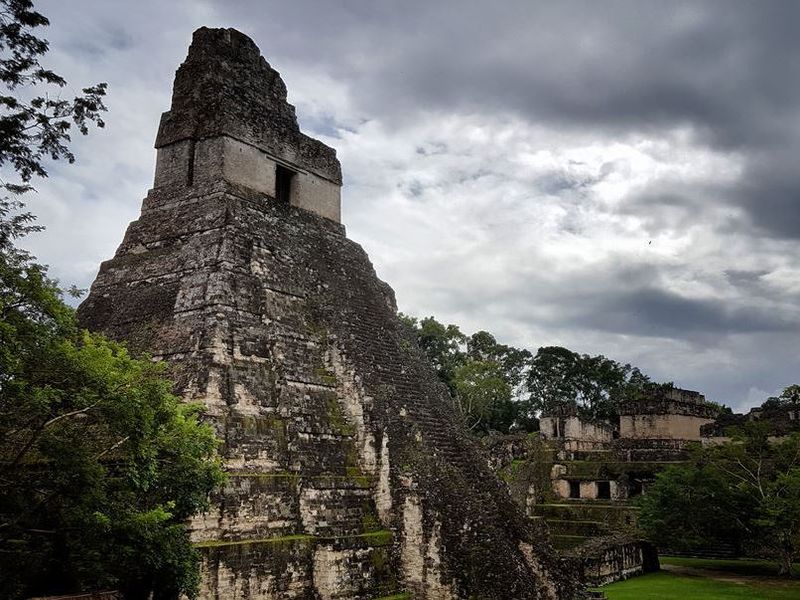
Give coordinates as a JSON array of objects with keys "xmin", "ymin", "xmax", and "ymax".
[{"xmin": 78, "ymin": 27, "xmax": 577, "ymax": 600}]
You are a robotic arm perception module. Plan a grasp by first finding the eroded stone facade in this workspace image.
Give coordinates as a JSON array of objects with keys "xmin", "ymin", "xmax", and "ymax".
[
  {"xmin": 486, "ymin": 387, "xmax": 720, "ymax": 586},
  {"xmin": 78, "ymin": 27, "xmax": 578, "ymax": 600}
]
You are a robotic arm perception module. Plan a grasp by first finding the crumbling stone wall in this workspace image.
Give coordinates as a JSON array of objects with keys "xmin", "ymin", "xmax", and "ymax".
[
  {"xmin": 78, "ymin": 27, "xmax": 578, "ymax": 600},
  {"xmin": 573, "ymin": 536, "xmax": 659, "ymax": 586},
  {"xmin": 618, "ymin": 389, "xmax": 717, "ymax": 441}
]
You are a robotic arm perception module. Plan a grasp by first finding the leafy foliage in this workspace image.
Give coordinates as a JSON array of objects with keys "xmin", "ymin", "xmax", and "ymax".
[
  {"xmin": 0, "ymin": 0, "xmax": 106, "ymax": 194},
  {"xmin": 0, "ymin": 204, "xmax": 224, "ymax": 599},
  {"xmin": 761, "ymin": 385, "xmax": 800, "ymax": 410},
  {"xmin": 525, "ymin": 345, "xmax": 666, "ymax": 422},
  {"xmin": 401, "ymin": 314, "xmax": 668, "ymax": 432},
  {"xmin": 400, "ymin": 315, "xmax": 532, "ymax": 433},
  {"xmin": 638, "ymin": 424, "xmax": 800, "ymax": 576}
]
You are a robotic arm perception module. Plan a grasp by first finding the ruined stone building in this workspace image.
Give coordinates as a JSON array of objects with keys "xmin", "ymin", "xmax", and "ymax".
[
  {"xmin": 77, "ymin": 28, "xmax": 579, "ymax": 600},
  {"xmin": 702, "ymin": 398, "xmax": 800, "ymax": 438},
  {"xmin": 487, "ymin": 387, "xmax": 719, "ymax": 584}
]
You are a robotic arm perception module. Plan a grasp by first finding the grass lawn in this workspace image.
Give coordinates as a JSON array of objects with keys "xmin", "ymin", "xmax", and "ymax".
[
  {"xmin": 601, "ymin": 556, "xmax": 800, "ymax": 600},
  {"xmin": 659, "ymin": 556, "xmax": 800, "ymax": 577}
]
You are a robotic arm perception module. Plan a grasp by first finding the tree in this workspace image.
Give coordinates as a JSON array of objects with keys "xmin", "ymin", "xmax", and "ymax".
[
  {"xmin": 636, "ymin": 448, "xmax": 754, "ymax": 557},
  {"xmin": 0, "ymin": 0, "xmax": 106, "ymax": 195},
  {"xmin": 452, "ymin": 359, "xmax": 511, "ymax": 431},
  {"xmin": 525, "ymin": 346, "xmax": 660, "ymax": 422},
  {"xmin": 0, "ymin": 3, "xmax": 223, "ymax": 598},
  {"xmin": 0, "ymin": 195, "xmax": 224, "ymax": 600},
  {"xmin": 401, "ymin": 315, "xmax": 536, "ymax": 433},
  {"xmin": 400, "ymin": 313, "xmax": 467, "ymax": 394},
  {"xmin": 638, "ymin": 424, "xmax": 800, "ymax": 576},
  {"xmin": 465, "ymin": 331, "xmax": 533, "ymax": 432},
  {"xmin": 780, "ymin": 385, "xmax": 800, "ymax": 404},
  {"xmin": 762, "ymin": 384, "xmax": 800, "ymax": 410}
]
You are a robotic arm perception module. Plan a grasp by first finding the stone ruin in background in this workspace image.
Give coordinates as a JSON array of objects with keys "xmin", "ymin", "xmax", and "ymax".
[
  {"xmin": 484, "ymin": 387, "xmax": 724, "ymax": 586},
  {"xmin": 77, "ymin": 27, "xmax": 580, "ymax": 600}
]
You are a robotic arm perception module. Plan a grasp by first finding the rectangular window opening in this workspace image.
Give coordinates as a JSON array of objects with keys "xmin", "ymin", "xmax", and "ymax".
[
  {"xmin": 568, "ymin": 480, "xmax": 581, "ymax": 499},
  {"xmin": 597, "ymin": 480, "xmax": 611, "ymax": 499},
  {"xmin": 275, "ymin": 164, "xmax": 295, "ymax": 204}
]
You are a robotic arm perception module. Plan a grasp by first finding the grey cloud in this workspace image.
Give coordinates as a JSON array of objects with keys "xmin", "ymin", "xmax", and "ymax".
[
  {"xmin": 26, "ymin": 0, "xmax": 800, "ymax": 411},
  {"xmin": 218, "ymin": 2, "xmax": 800, "ymax": 145},
  {"xmin": 229, "ymin": 0, "xmax": 800, "ymax": 242},
  {"xmin": 729, "ymin": 157, "xmax": 800, "ymax": 239},
  {"xmin": 569, "ymin": 287, "xmax": 792, "ymax": 337}
]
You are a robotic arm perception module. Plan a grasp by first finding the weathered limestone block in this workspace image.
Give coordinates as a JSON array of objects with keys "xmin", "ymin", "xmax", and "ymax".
[{"xmin": 78, "ymin": 26, "xmax": 579, "ymax": 599}]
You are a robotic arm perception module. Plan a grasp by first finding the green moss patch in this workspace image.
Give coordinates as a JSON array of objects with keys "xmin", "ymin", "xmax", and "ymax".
[{"xmin": 194, "ymin": 534, "xmax": 315, "ymax": 548}]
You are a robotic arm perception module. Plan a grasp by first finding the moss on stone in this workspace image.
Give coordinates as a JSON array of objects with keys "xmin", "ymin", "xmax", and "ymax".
[
  {"xmin": 194, "ymin": 534, "xmax": 315, "ymax": 548},
  {"xmin": 361, "ymin": 508, "xmax": 381, "ymax": 533},
  {"xmin": 314, "ymin": 364, "xmax": 338, "ymax": 387},
  {"xmin": 325, "ymin": 392, "xmax": 356, "ymax": 435},
  {"xmin": 344, "ymin": 444, "xmax": 361, "ymax": 470},
  {"xmin": 350, "ymin": 530, "xmax": 393, "ymax": 546},
  {"xmin": 370, "ymin": 546, "xmax": 389, "ymax": 570},
  {"xmin": 561, "ymin": 460, "xmax": 680, "ymax": 479},
  {"xmin": 499, "ymin": 459, "xmax": 527, "ymax": 482}
]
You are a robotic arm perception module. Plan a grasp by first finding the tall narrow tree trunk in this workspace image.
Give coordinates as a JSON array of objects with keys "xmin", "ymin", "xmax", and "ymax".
[{"xmin": 779, "ymin": 546, "xmax": 794, "ymax": 578}]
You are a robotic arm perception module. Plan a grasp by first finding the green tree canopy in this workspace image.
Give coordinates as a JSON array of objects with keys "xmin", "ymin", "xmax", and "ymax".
[
  {"xmin": 0, "ymin": 201, "xmax": 224, "ymax": 599},
  {"xmin": 525, "ymin": 345, "xmax": 662, "ymax": 422},
  {"xmin": 638, "ymin": 424, "xmax": 800, "ymax": 576},
  {"xmin": 400, "ymin": 315, "xmax": 533, "ymax": 433},
  {"xmin": 401, "ymin": 315, "xmax": 667, "ymax": 432}
]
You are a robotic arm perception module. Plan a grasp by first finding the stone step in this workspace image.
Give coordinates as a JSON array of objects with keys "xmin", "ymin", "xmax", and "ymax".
[
  {"xmin": 197, "ymin": 531, "xmax": 396, "ymax": 600},
  {"xmin": 545, "ymin": 519, "xmax": 606, "ymax": 537},
  {"xmin": 533, "ymin": 503, "xmax": 638, "ymax": 528},
  {"xmin": 551, "ymin": 534, "xmax": 588, "ymax": 551}
]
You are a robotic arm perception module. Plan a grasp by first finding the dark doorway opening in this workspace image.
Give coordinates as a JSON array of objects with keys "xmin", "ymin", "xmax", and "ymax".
[
  {"xmin": 597, "ymin": 480, "xmax": 611, "ymax": 499},
  {"xmin": 275, "ymin": 164, "xmax": 295, "ymax": 204},
  {"xmin": 187, "ymin": 139, "xmax": 196, "ymax": 186},
  {"xmin": 629, "ymin": 479, "xmax": 644, "ymax": 498},
  {"xmin": 569, "ymin": 480, "xmax": 581, "ymax": 499}
]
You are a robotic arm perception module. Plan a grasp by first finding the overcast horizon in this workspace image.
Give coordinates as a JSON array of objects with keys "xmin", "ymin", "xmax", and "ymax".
[{"xmin": 20, "ymin": 1, "xmax": 800, "ymax": 413}]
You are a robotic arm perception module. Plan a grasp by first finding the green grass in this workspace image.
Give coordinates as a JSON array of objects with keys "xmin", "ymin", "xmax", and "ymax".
[
  {"xmin": 601, "ymin": 556, "xmax": 800, "ymax": 600},
  {"xmin": 660, "ymin": 556, "xmax": 800, "ymax": 578}
]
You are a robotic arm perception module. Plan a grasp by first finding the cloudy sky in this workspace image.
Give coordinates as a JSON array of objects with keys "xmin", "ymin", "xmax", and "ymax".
[{"xmin": 21, "ymin": 1, "xmax": 800, "ymax": 412}]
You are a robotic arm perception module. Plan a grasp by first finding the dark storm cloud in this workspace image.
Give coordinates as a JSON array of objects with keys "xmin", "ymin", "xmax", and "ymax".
[
  {"xmin": 226, "ymin": 1, "xmax": 800, "ymax": 143},
  {"xmin": 498, "ymin": 260, "xmax": 792, "ymax": 339},
  {"xmin": 569, "ymin": 287, "xmax": 793, "ymax": 337},
  {"xmin": 730, "ymin": 156, "xmax": 800, "ymax": 239}
]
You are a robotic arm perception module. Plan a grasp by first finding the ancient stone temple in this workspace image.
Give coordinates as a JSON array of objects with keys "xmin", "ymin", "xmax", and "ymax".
[{"xmin": 78, "ymin": 28, "xmax": 577, "ymax": 599}]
